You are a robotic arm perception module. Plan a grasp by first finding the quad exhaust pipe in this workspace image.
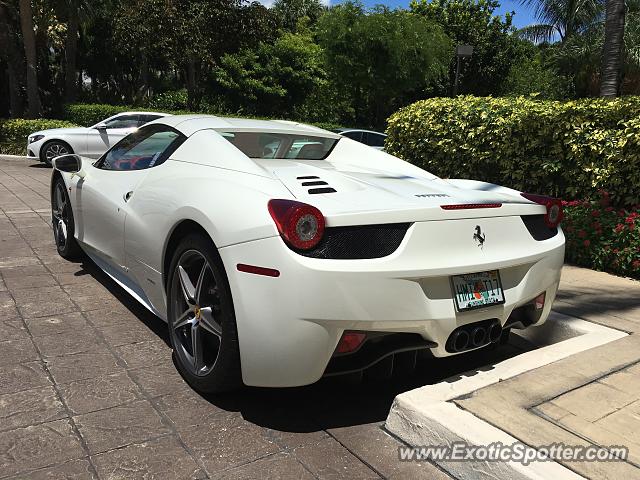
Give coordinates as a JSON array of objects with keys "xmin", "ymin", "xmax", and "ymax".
[{"xmin": 446, "ymin": 319, "xmax": 503, "ymax": 353}]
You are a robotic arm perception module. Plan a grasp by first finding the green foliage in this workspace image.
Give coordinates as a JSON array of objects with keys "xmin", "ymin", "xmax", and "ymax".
[
  {"xmin": 563, "ymin": 194, "xmax": 640, "ymax": 278},
  {"xmin": 410, "ymin": 0, "xmax": 517, "ymax": 96},
  {"xmin": 272, "ymin": 0, "xmax": 326, "ymax": 32},
  {"xmin": 215, "ymin": 30, "xmax": 327, "ymax": 118},
  {"xmin": 0, "ymin": 118, "xmax": 78, "ymax": 154},
  {"xmin": 501, "ymin": 43, "xmax": 570, "ymax": 98},
  {"xmin": 385, "ymin": 95, "xmax": 640, "ymax": 206},
  {"xmin": 61, "ymin": 104, "xmax": 131, "ymax": 126},
  {"xmin": 146, "ymin": 90, "xmax": 189, "ymax": 111},
  {"xmin": 317, "ymin": 2, "xmax": 452, "ymax": 128}
]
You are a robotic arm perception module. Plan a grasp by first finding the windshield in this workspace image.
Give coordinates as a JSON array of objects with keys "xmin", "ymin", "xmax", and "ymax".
[{"xmin": 220, "ymin": 131, "xmax": 338, "ymax": 160}]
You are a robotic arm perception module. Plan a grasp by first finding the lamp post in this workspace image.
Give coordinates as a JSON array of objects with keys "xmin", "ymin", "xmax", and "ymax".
[{"xmin": 453, "ymin": 45, "xmax": 473, "ymax": 96}]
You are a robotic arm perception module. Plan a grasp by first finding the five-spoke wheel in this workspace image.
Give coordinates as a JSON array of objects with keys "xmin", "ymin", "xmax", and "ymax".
[
  {"xmin": 167, "ymin": 234, "xmax": 242, "ymax": 392},
  {"xmin": 51, "ymin": 177, "xmax": 81, "ymax": 259}
]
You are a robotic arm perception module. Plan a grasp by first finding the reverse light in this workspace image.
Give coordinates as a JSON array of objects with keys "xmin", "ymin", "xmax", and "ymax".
[
  {"xmin": 520, "ymin": 193, "xmax": 564, "ymax": 228},
  {"xmin": 534, "ymin": 292, "xmax": 546, "ymax": 310},
  {"xmin": 335, "ymin": 332, "xmax": 367, "ymax": 354},
  {"xmin": 268, "ymin": 199, "xmax": 325, "ymax": 250}
]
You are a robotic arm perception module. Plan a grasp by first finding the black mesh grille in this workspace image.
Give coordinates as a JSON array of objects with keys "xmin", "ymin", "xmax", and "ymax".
[
  {"xmin": 295, "ymin": 223, "xmax": 411, "ymax": 259},
  {"xmin": 521, "ymin": 214, "xmax": 558, "ymax": 241}
]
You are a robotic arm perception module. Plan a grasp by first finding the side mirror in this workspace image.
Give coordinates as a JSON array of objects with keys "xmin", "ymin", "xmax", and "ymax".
[
  {"xmin": 52, "ymin": 154, "xmax": 85, "ymax": 178},
  {"xmin": 95, "ymin": 124, "xmax": 107, "ymax": 131}
]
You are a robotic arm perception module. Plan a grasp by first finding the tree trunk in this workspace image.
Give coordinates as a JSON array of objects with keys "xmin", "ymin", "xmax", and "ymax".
[
  {"xmin": 18, "ymin": 0, "xmax": 41, "ymax": 117},
  {"xmin": 64, "ymin": 3, "xmax": 79, "ymax": 103},
  {"xmin": 600, "ymin": 0, "xmax": 626, "ymax": 97},
  {"xmin": 185, "ymin": 60, "xmax": 199, "ymax": 111},
  {"xmin": 0, "ymin": 5, "xmax": 25, "ymax": 116}
]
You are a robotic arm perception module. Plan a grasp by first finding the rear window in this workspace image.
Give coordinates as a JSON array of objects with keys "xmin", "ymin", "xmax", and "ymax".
[{"xmin": 220, "ymin": 131, "xmax": 338, "ymax": 160}]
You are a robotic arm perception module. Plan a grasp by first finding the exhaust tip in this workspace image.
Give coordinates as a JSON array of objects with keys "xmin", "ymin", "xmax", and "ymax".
[
  {"xmin": 488, "ymin": 322, "xmax": 502, "ymax": 343},
  {"xmin": 451, "ymin": 330, "xmax": 470, "ymax": 352},
  {"xmin": 470, "ymin": 326, "xmax": 487, "ymax": 347}
]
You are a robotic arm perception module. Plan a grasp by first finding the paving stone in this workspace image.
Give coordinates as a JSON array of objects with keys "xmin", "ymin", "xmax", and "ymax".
[
  {"xmin": 0, "ymin": 420, "xmax": 85, "ymax": 477},
  {"xmin": 329, "ymin": 423, "xmax": 451, "ymax": 480},
  {"xmin": 84, "ymin": 307, "xmax": 141, "ymax": 328},
  {"xmin": 266, "ymin": 428, "xmax": 329, "ymax": 451},
  {"xmin": 74, "ymin": 399, "xmax": 171, "ymax": 454},
  {"xmin": 0, "ymin": 318, "xmax": 29, "ymax": 341},
  {"xmin": 594, "ymin": 400, "xmax": 640, "ymax": 446},
  {"xmin": 179, "ymin": 414, "xmax": 280, "ymax": 474},
  {"xmin": 98, "ymin": 322, "xmax": 157, "ymax": 347},
  {"xmin": 0, "ymin": 291, "xmax": 19, "ymax": 320},
  {"xmin": 599, "ymin": 369, "xmax": 640, "ymax": 396},
  {"xmin": 551, "ymin": 381, "xmax": 637, "ymax": 422},
  {"xmin": 12, "ymin": 285, "xmax": 77, "ymax": 318},
  {"xmin": 59, "ymin": 372, "xmax": 142, "ymax": 415},
  {"xmin": 45, "ymin": 350, "xmax": 122, "ymax": 384},
  {"xmin": 0, "ymin": 256, "xmax": 41, "ymax": 268},
  {"xmin": 128, "ymin": 362, "xmax": 190, "ymax": 397},
  {"xmin": 293, "ymin": 436, "xmax": 381, "ymax": 479},
  {"xmin": 25, "ymin": 312, "xmax": 90, "ymax": 337},
  {"xmin": 533, "ymin": 401, "xmax": 572, "ymax": 422},
  {"xmin": 155, "ymin": 389, "xmax": 233, "ymax": 428},
  {"xmin": 34, "ymin": 329, "xmax": 104, "ymax": 358},
  {"xmin": 44, "ymin": 260, "xmax": 90, "ymax": 275},
  {"xmin": 115, "ymin": 340, "xmax": 171, "ymax": 370},
  {"xmin": 91, "ymin": 435, "xmax": 203, "ymax": 480},
  {"xmin": 3, "ymin": 274, "xmax": 58, "ymax": 291},
  {"xmin": 5, "ymin": 459, "xmax": 96, "ymax": 480},
  {"xmin": 0, "ymin": 361, "xmax": 51, "ymax": 395},
  {"xmin": 0, "ymin": 386, "xmax": 66, "ymax": 432},
  {"xmin": 0, "ymin": 338, "xmax": 39, "ymax": 366},
  {"xmin": 211, "ymin": 452, "xmax": 315, "ymax": 480},
  {"xmin": 0, "ymin": 263, "xmax": 49, "ymax": 277},
  {"xmin": 54, "ymin": 271, "xmax": 101, "ymax": 286}
]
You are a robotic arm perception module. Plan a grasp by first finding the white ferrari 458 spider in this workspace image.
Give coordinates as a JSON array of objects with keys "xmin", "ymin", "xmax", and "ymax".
[{"xmin": 50, "ymin": 115, "xmax": 565, "ymax": 393}]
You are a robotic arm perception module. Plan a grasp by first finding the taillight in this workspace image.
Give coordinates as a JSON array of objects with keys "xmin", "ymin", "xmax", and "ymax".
[
  {"xmin": 520, "ymin": 193, "xmax": 564, "ymax": 228},
  {"xmin": 268, "ymin": 199, "xmax": 325, "ymax": 250},
  {"xmin": 335, "ymin": 332, "xmax": 367, "ymax": 354}
]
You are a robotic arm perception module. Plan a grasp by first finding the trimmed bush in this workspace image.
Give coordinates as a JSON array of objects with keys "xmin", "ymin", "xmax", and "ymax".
[
  {"xmin": 61, "ymin": 103, "xmax": 132, "ymax": 127},
  {"xmin": 385, "ymin": 96, "xmax": 640, "ymax": 206},
  {"xmin": 563, "ymin": 192, "xmax": 640, "ymax": 279},
  {"xmin": 0, "ymin": 118, "xmax": 78, "ymax": 155}
]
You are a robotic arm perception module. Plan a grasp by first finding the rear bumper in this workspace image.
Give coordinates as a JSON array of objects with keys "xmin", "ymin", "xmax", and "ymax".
[{"xmin": 220, "ymin": 217, "xmax": 565, "ymax": 387}]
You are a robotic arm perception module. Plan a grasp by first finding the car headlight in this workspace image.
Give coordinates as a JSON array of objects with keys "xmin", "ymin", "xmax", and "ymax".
[{"xmin": 29, "ymin": 135, "xmax": 44, "ymax": 144}]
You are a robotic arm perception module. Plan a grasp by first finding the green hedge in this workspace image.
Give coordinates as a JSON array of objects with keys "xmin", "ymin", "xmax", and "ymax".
[
  {"xmin": 385, "ymin": 96, "xmax": 640, "ymax": 206},
  {"xmin": 61, "ymin": 103, "xmax": 132, "ymax": 127},
  {"xmin": 0, "ymin": 119, "xmax": 78, "ymax": 155},
  {"xmin": 60, "ymin": 102, "xmax": 343, "ymax": 131}
]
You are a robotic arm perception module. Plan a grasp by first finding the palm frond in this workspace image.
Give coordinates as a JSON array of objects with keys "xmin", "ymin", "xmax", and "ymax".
[{"xmin": 517, "ymin": 23, "xmax": 559, "ymax": 42}]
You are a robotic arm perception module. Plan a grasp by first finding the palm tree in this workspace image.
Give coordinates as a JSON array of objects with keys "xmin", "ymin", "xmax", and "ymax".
[
  {"xmin": 518, "ymin": 0, "xmax": 604, "ymax": 43},
  {"xmin": 18, "ymin": 0, "xmax": 41, "ymax": 117},
  {"xmin": 0, "ymin": 2, "xmax": 25, "ymax": 116},
  {"xmin": 600, "ymin": 0, "xmax": 626, "ymax": 96},
  {"xmin": 57, "ymin": 0, "xmax": 92, "ymax": 102}
]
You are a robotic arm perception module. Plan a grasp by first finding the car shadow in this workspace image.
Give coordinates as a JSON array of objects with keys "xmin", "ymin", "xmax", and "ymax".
[{"xmin": 80, "ymin": 252, "xmax": 536, "ymax": 431}]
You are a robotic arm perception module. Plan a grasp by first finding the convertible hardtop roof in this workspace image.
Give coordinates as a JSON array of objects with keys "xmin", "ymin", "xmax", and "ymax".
[{"xmin": 148, "ymin": 114, "xmax": 341, "ymax": 138}]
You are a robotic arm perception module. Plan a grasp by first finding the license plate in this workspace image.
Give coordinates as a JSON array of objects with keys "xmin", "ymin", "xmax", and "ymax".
[{"xmin": 451, "ymin": 270, "xmax": 505, "ymax": 311}]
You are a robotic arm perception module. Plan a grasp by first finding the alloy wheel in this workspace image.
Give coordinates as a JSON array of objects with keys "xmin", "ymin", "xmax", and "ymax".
[
  {"xmin": 45, "ymin": 143, "xmax": 69, "ymax": 162},
  {"xmin": 170, "ymin": 250, "xmax": 223, "ymax": 376},
  {"xmin": 52, "ymin": 182, "xmax": 69, "ymax": 249}
]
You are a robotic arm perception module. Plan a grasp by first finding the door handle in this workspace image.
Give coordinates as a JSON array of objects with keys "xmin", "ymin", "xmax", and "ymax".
[{"xmin": 123, "ymin": 191, "xmax": 133, "ymax": 202}]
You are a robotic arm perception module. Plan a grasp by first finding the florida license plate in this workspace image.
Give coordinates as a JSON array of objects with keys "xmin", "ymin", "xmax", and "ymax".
[{"xmin": 451, "ymin": 270, "xmax": 505, "ymax": 311}]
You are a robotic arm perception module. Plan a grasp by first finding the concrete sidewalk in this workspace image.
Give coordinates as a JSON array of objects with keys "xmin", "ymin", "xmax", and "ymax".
[{"xmin": 456, "ymin": 266, "xmax": 640, "ymax": 478}]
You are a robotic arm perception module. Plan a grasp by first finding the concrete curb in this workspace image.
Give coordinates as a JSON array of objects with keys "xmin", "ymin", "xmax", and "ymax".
[{"xmin": 385, "ymin": 312, "xmax": 628, "ymax": 479}]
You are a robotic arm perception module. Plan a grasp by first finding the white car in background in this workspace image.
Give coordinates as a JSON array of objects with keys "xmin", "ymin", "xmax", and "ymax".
[
  {"xmin": 27, "ymin": 111, "xmax": 169, "ymax": 165},
  {"xmin": 50, "ymin": 115, "xmax": 565, "ymax": 394}
]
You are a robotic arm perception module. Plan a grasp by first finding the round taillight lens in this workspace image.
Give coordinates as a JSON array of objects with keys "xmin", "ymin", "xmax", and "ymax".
[
  {"xmin": 268, "ymin": 199, "xmax": 325, "ymax": 250},
  {"xmin": 521, "ymin": 193, "xmax": 564, "ymax": 228}
]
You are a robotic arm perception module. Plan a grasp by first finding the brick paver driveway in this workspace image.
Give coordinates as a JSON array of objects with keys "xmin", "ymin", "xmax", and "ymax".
[{"xmin": 0, "ymin": 156, "xmax": 532, "ymax": 479}]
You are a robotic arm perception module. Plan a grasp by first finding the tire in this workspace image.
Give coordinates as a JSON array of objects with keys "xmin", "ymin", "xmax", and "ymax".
[
  {"xmin": 166, "ymin": 234, "xmax": 242, "ymax": 393},
  {"xmin": 51, "ymin": 177, "xmax": 82, "ymax": 259},
  {"xmin": 41, "ymin": 140, "xmax": 72, "ymax": 166}
]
